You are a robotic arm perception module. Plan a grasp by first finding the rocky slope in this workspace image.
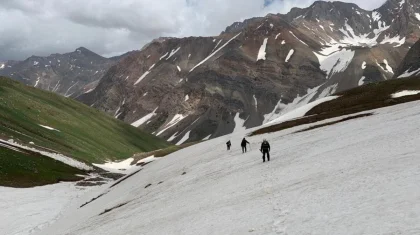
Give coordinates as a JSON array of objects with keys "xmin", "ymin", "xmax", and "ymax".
[
  {"xmin": 79, "ymin": 0, "xmax": 420, "ymax": 144},
  {"xmin": 394, "ymin": 38, "xmax": 420, "ymax": 78},
  {"xmin": 0, "ymin": 47, "xmax": 125, "ymax": 98}
]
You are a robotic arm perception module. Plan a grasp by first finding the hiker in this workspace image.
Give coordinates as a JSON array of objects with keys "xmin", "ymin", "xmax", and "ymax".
[
  {"xmin": 241, "ymin": 138, "xmax": 249, "ymax": 153},
  {"xmin": 260, "ymin": 139, "xmax": 271, "ymax": 162},
  {"xmin": 226, "ymin": 140, "xmax": 231, "ymax": 150}
]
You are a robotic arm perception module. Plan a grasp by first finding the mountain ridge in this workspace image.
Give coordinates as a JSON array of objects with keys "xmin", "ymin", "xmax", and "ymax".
[
  {"xmin": 77, "ymin": 0, "xmax": 420, "ymax": 144},
  {"xmin": 0, "ymin": 47, "xmax": 131, "ymax": 98}
]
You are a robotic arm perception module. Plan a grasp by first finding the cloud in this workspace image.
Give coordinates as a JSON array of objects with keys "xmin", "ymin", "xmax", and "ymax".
[{"xmin": 0, "ymin": 0, "xmax": 386, "ymax": 60}]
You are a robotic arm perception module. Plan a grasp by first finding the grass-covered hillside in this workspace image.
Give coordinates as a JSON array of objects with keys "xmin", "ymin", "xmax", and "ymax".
[
  {"xmin": 0, "ymin": 146, "xmax": 85, "ymax": 187},
  {"xmin": 0, "ymin": 77, "xmax": 169, "ymax": 163},
  {"xmin": 0, "ymin": 77, "xmax": 170, "ymax": 187}
]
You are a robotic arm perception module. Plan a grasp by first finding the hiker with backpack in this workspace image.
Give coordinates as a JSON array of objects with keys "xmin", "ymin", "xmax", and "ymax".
[
  {"xmin": 260, "ymin": 139, "xmax": 270, "ymax": 162},
  {"xmin": 226, "ymin": 140, "xmax": 231, "ymax": 150},
  {"xmin": 241, "ymin": 138, "xmax": 250, "ymax": 153}
]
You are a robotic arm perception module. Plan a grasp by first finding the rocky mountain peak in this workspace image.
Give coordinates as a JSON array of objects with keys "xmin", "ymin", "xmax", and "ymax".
[
  {"xmin": 73, "ymin": 47, "xmax": 105, "ymax": 59},
  {"xmin": 0, "ymin": 47, "xmax": 124, "ymax": 98}
]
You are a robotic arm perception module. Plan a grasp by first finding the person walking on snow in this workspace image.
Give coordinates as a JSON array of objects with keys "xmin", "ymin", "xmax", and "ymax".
[
  {"xmin": 241, "ymin": 138, "xmax": 249, "ymax": 153},
  {"xmin": 226, "ymin": 140, "xmax": 231, "ymax": 150},
  {"xmin": 260, "ymin": 139, "xmax": 271, "ymax": 162}
]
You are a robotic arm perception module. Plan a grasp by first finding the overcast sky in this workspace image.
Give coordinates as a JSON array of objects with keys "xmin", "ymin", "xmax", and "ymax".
[{"xmin": 0, "ymin": 0, "xmax": 385, "ymax": 61}]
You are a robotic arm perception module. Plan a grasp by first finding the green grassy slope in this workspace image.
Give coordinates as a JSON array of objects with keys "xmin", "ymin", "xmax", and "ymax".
[
  {"xmin": 0, "ymin": 146, "xmax": 85, "ymax": 187},
  {"xmin": 0, "ymin": 77, "xmax": 170, "ymax": 163}
]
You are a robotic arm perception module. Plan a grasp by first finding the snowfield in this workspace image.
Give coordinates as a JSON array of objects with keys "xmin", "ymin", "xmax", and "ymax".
[
  {"xmin": 27, "ymin": 100, "xmax": 420, "ymax": 235},
  {"xmin": 0, "ymin": 183, "xmax": 94, "ymax": 235}
]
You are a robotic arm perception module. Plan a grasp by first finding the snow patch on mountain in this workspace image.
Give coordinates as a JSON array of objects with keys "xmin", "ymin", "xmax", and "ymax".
[
  {"xmin": 0, "ymin": 63, "xmax": 4, "ymax": 69},
  {"xmin": 84, "ymin": 88, "xmax": 95, "ymax": 94},
  {"xmin": 34, "ymin": 77, "xmax": 40, "ymax": 87},
  {"xmin": 362, "ymin": 61, "xmax": 367, "ymax": 69},
  {"xmin": 415, "ymin": 13, "xmax": 420, "ymax": 21},
  {"xmin": 212, "ymin": 40, "xmax": 222, "ymax": 52},
  {"xmin": 131, "ymin": 107, "xmax": 158, "ymax": 127},
  {"xmin": 0, "ymin": 139, "xmax": 92, "ymax": 170},
  {"xmin": 359, "ymin": 76, "xmax": 366, "ymax": 86},
  {"xmin": 93, "ymin": 158, "xmax": 135, "ymax": 173},
  {"xmin": 167, "ymin": 47, "xmax": 181, "ymax": 60},
  {"xmin": 266, "ymin": 95, "xmax": 339, "ymax": 125},
  {"xmin": 39, "ymin": 125, "xmax": 60, "ymax": 132},
  {"xmin": 289, "ymin": 31, "xmax": 308, "ymax": 46},
  {"xmin": 285, "ymin": 49, "xmax": 294, "ymax": 62},
  {"xmin": 257, "ymin": 38, "xmax": 268, "ymax": 61},
  {"xmin": 263, "ymin": 99, "xmax": 287, "ymax": 124},
  {"xmin": 167, "ymin": 132, "xmax": 179, "ymax": 142},
  {"xmin": 157, "ymin": 114, "xmax": 188, "ymax": 136},
  {"xmin": 64, "ymin": 81, "xmax": 79, "ymax": 97},
  {"xmin": 318, "ymin": 84, "xmax": 338, "ymax": 98},
  {"xmin": 190, "ymin": 32, "xmax": 241, "ymax": 72},
  {"xmin": 397, "ymin": 67, "xmax": 420, "ymax": 78},
  {"xmin": 383, "ymin": 59, "xmax": 394, "ymax": 74},
  {"xmin": 185, "ymin": 94, "xmax": 189, "ymax": 101},
  {"xmin": 159, "ymin": 52, "xmax": 169, "ymax": 60},
  {"xmin": 275, "ymin": 33, "xmax": 281, "ymax": 40},
  {"xmin": 176, "ymin": 130, "xmax": 191, "ymax": 145},
  {"xmin": 391, "ymin": 90, "xmax": 420, "ymax": 98},
  {"xmin": 134, "ymin": 71, "xmax": 150, "ymax": 85},
  {"xmin": 253, "ymin": 94, "xmax": 258, "ymax": 109},
  {"xmin": 314, "ymin": 48, "xmax": 355, "ymax": 79},
  {"xmin": 114, "ymin": 99, "xmax": 125, "ymax": 118},
  {"xmin": 336, "ymin": 18, "xmax": 390, "ymax": 48},
  {"xmin": 380, "ymin": 35, "xmax": 405, "ymax": 47},
  {"xmin": 202, "ymin": 134, "xmax": 211, "ymax": 140},
  {"xmin": 233, "ymin": 113, "xmax": 247, "ymax": 133}
]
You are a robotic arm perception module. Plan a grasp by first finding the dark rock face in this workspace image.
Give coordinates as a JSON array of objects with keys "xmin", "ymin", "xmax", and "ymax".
[
  {"xmin": 394, "ymin": 39, "xmax": 420, "ymax": 78},
  {"xmin": 77, "ymin": 0, "xmax": 420, "ymax": 144},
  {"xmin": 0, "ymin": 47, "xmax": 129, "ymax": 97}
]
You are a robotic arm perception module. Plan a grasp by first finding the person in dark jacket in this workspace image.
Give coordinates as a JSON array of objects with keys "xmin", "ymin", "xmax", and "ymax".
[
  {"xmin": 260, "ymin": 139, "xmax": 270, "ymax": 162},
  {"xmin": 241, "ymin": 138, "xmax": 249, "ymax": 153},
  {"xmin": 226, "ymin": 140, "xmax": 231, "ymax": 150}
]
